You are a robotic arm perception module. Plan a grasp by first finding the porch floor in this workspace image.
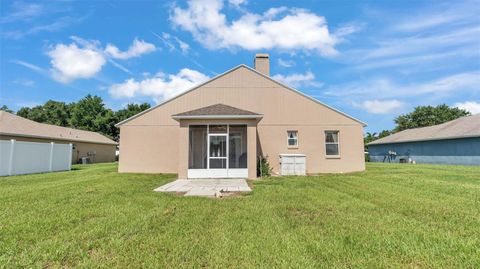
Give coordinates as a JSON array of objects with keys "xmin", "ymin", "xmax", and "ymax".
[{"xmin": 154, "ymin": 178, "xmax": 251, "ymax": 197}]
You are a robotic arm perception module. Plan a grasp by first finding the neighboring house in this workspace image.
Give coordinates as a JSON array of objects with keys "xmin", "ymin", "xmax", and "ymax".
[
  {"xmin": 368, "ymin": 114, "xmax": 480, "ymax": 165},
  {"xmin": 0, "ymin": 111, "xmax": 117, "ymax": 164},
  {"xmin": 116, "ymin": 54, "xmax": 366, "ymax": 179}
]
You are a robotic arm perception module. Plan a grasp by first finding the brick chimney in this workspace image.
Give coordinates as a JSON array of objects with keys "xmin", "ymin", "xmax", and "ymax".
[{"xmin": 254, "ymin": 53, "xmax": 269, "ymax": 76}]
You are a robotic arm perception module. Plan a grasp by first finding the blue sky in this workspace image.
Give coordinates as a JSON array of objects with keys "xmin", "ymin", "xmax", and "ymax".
[{"xmin": 1, "ymin": 0, "xmax": 479, "ymax": 132}]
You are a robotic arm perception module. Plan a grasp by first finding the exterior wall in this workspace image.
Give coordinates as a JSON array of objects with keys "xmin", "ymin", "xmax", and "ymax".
[
  {"xmin": 258, "ymin": 125, "xmax": 365, "ymax": 174},
  {"xmin": 118, "ymin": 66, "xmax": 365, "ymax": 176},
  {"xmin": 0, "ymin": 135, "xmax": 116, "ymax": 164},
  {"xmin": 369, "ymin": 137, "xmax": 480, "ymax": 165}
]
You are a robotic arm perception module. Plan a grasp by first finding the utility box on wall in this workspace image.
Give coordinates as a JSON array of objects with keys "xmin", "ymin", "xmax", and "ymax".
[{"xmin": 279, "ymin": 154, "xmax": 306, "ymax": 176}]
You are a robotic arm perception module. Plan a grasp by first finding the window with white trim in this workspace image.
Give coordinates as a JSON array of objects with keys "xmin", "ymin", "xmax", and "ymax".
[
  {"xmin": 325, "ymin": 131, "xmax": 339, "ymax": 156},
  {"xmin": 287, "ymin": 131, "xmax": 298, "ymax": 147}
]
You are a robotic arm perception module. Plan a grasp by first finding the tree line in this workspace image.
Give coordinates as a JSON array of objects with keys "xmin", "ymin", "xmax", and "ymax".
[
  {"xmin": 364, "ymin": 104, "xmax": 470, "ymax": 150},
  {"xmin": 1, "ymin": 99, "xmax": 470, "ymax": 145},
  {"xmin": 1, "ymin": 95, "xmax": 151, "ymax": 142}
]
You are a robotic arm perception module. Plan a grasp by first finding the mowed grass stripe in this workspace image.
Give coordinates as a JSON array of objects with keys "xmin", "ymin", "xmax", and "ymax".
[{"xmin": 1, "ymin": 163, "xmax": 479, "ymax": 268}]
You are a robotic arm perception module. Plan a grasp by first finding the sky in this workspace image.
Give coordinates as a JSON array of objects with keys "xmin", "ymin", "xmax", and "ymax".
[{"xmin": 1, "ymin": 0, "xmax": 479, "ymax": 133}]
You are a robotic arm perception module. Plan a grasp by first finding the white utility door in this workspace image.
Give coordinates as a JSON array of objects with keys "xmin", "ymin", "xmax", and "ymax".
[{"xmin": 280, "ymin": 154, "xmax": 306, "ymax": 176}]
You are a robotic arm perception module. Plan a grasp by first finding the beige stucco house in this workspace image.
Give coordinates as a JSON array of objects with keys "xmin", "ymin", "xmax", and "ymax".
[
  {"xmin": 116, "ymin": 54, "xmax": 366, "ymax": 178},
  {"xmin": 0, "ymin": 111, "xmax": 117, "ymax": 164}
]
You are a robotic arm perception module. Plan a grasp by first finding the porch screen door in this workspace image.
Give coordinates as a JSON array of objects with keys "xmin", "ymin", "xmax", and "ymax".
[{"xmin": 208, "ymin": 134, "xmax": 228, "ymax": 177}]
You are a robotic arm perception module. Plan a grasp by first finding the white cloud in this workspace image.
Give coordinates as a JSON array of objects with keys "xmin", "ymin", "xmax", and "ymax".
[
  {"xmin": 171, "ymin": 0, "xmax": 342, "ymax": 56},
  {"xmin": 160, "ymin": 32, "xmax": 190, "ymax": 54},
  {"xmin": 354, "ymin": 99, "xmax": 404, "ymax": 114},
  {"xmin": 47, "ymin": 43, "xmax": 106, "ymax": 83},
  {"xmin": 105, "ymin": 38, "xmax": 156, "ymax": 60},
  {"xmin": 3, "ymin": 16, "xmax": 86, "ymax": 40},
  {"xmin": 175, "ymin": 38, "xmax": 190, "ymax": 53},
  {"xmin": 109, "ymin": 68, "xmax": 209, "ymax": 102},
  {"xmin": 393, "ymin": 2, "xmax": 478, "ymax": 32},
  {"xmin": 12, "ymin": 78, "xmax": 35, "ymax": 87},
  {"xmin": 0, "ymin": 2, "xmax": 44, "ymax": 23},
  {"xmin": 333, "ymin": 22, "xmax": 364, "ymax": 39},
  {"xmin": 11, "ymin": 59, "xmax": 46, "ymax": 73},
  {"xmin": 228, "ymin": 0, "xmax": 247, "ymax": 7},
  {"xmin": 454, "ymin": 101, "xmax": 480, "ymax": 114},
  {"xmin": 340, "ymin": 1, "xmax": 480, "ymax": 72},
  {"xmin": 45, "ymin": 37, "xmax": 156, "ymax": 82},
  {"xmin": 325, "ymin": 71, "xmax": 480, "ymax": 99},
  {"xmin": 272, "ymin": 72, "xmax": 322, "ymax": 88},
  {"xmin": 277, "ymin": 58, "xmax": 294, "ymax": 67}
]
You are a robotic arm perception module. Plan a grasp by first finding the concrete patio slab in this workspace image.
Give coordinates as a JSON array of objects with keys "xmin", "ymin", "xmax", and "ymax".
[{"xmin": 154, "ymin": 178, "xmax": 251, "ymax": 197}]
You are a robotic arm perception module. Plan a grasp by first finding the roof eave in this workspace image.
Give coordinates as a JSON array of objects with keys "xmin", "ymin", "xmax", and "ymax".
[
  {"xmin": 0, "ymin": 132, "xmax": 118, "ymax": 145},
  {"xmin": 172, "ymin": 114, "xmax": 263, "ymax": 120},
  {"xmin": 368, "ymin": 134, "xmax": 480, "ymax": 145}
]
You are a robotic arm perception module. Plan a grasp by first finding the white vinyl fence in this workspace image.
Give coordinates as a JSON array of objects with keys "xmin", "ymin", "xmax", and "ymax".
[{"xmin": 0, "ymin": 140, "xmax": 72, "ymax": 176}]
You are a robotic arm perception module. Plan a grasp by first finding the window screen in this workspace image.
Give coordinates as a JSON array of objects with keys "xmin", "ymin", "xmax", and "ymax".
[
  {"xmin": 287, "ymin": 131, "xmax": 298, "ymax": 147},
  {"xmin": 325, "ymin": 131, "xmax": 339, "ymax": 156}
]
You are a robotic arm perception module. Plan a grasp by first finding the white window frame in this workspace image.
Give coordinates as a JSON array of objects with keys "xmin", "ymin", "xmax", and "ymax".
[
  {"xmin": 287, "ymin": 130, "xmax": 298, "ymax": 148},
  {"xmin": 325, "ymin": 131, "xmax": 340, "ymax": 158}
]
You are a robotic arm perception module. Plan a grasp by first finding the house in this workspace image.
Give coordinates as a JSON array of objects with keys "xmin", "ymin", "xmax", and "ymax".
[
  {"xmin": 0, "ymin": 111, "xmax": 117, "ymax": 164},
  {"xmin": 116, "ymin": 54, "xmax": 366, "ymax": 178},
  {"xmin": 368, "ymin": 114, "xmax": 480, "ymax": 165}
]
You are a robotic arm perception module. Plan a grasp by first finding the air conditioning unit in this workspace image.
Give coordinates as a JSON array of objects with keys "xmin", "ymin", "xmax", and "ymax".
[{"xmin": 81, "ymin": 157, "xmax": 90, "ymax": 165}]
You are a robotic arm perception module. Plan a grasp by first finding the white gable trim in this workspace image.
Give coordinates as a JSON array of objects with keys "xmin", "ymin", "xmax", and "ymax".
[
  {"xmin": 116, "ymin": 64, "xmax": 366, "ymax": 127},
  {"xmin": 244, "ymin": 65, "xmax": 367, "ymax": 127}
]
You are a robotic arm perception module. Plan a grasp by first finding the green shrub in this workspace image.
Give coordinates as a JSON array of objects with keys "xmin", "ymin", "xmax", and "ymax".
[{"xmin": 257, "ymin": 155, "xmax": 272, "ymax": 177}]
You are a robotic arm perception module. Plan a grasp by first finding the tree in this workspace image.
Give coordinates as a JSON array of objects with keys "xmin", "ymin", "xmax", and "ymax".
[
  {"xmin": 113, "ymin": 103, "xmax": 151, "ymax": 141},
  {"xmin": 394, "ymin": 104, "xmax": 470, "ymax": 132},
  {"xmin": 0, "ymin": 105, "xmax": 13, "ymax": 113},
  {"xmin": 69, "ymin": 95, "xmax": 108, "ymax": 132},
  {"xmin": 378, "ymin": 129, "xmax": 392, "ymax": 138},
  {"xmin": 364, "ymin": 130, "xmax": 392, "ymax": 151},
  {"xmin": 364, "ymin": 132, "xmax": 377, "ymax": 151},
  {"xmin": 14, "ymin": 95, "xmax": 151, "ymax": 141},
  {"xmin": 42, "ymin": 100, "xmax": 71, "ymax": 126},
  {"xmin": 16, "ymin": 101, "xmax": 71, "ymax": 126},
  {"xmin": 115, "ymin": 103, "xmax": 151, "ymax": 123},
  {"xmin": 16, "ymin": 105, "xmax": 47, "ymax": 123}
]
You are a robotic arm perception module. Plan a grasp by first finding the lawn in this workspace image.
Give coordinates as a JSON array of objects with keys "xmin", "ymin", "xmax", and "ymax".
[{"xmin": 1, "ymin": 163, "xmax": 479, "ymax": 268}]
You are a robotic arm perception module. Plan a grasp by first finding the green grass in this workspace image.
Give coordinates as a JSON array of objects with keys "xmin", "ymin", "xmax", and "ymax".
[{"xmin": 1, "ymin": 163, "xmax": 479, "ymax": 268}]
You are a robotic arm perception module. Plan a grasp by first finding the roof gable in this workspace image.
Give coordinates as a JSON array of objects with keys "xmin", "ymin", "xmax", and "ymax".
[{"xmin": 116, "ymin": 64, "xmax": 366, "ymax": 127}]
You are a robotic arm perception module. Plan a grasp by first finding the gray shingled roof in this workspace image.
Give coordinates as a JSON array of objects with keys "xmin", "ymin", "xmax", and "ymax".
[
  {"xmin": 369, "ymin": 114, "xmax": 480, "ymax": 145},
  {"xmin": 172, "ymin": 104, "xmax": 262, "ymax": 118},
  {"xmin": 0, "ymin": 111, "xmax": 117, "ymax": 145}
]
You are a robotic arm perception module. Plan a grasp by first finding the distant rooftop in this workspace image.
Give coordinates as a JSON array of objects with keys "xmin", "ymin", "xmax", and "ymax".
[
  {"xmin": 0, "ymin": 111, "xmax": 117, "ymax": 145},
  {"xmin": 369, "ymin": 114, "xmax": 480, "ymax": 145}
]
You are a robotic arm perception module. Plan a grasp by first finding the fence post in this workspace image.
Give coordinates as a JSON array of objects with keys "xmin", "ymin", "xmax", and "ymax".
[
  {"xmin": 8, "ymin": 139, "xmax": 15, "ymax": 176},
  {"xmin": 68, "ymin": 143, "xmax": 73, "ymax": 171},
  {"xmin": 49, "ymin": 142, "xmax": 54, "ymax": 172}
]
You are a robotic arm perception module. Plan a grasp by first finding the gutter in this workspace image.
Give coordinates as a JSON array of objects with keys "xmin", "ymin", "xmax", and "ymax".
[
  {"xmin": 0, "ymin": 132, "xmax": 118, "ymax": 145},
  {"xmin": 171, "ymin": 114, "xmax": 264, "ymax": 120},
  {"xmin": 368, "ymin": 134, "xmax": 480, "ymax": 145}
]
